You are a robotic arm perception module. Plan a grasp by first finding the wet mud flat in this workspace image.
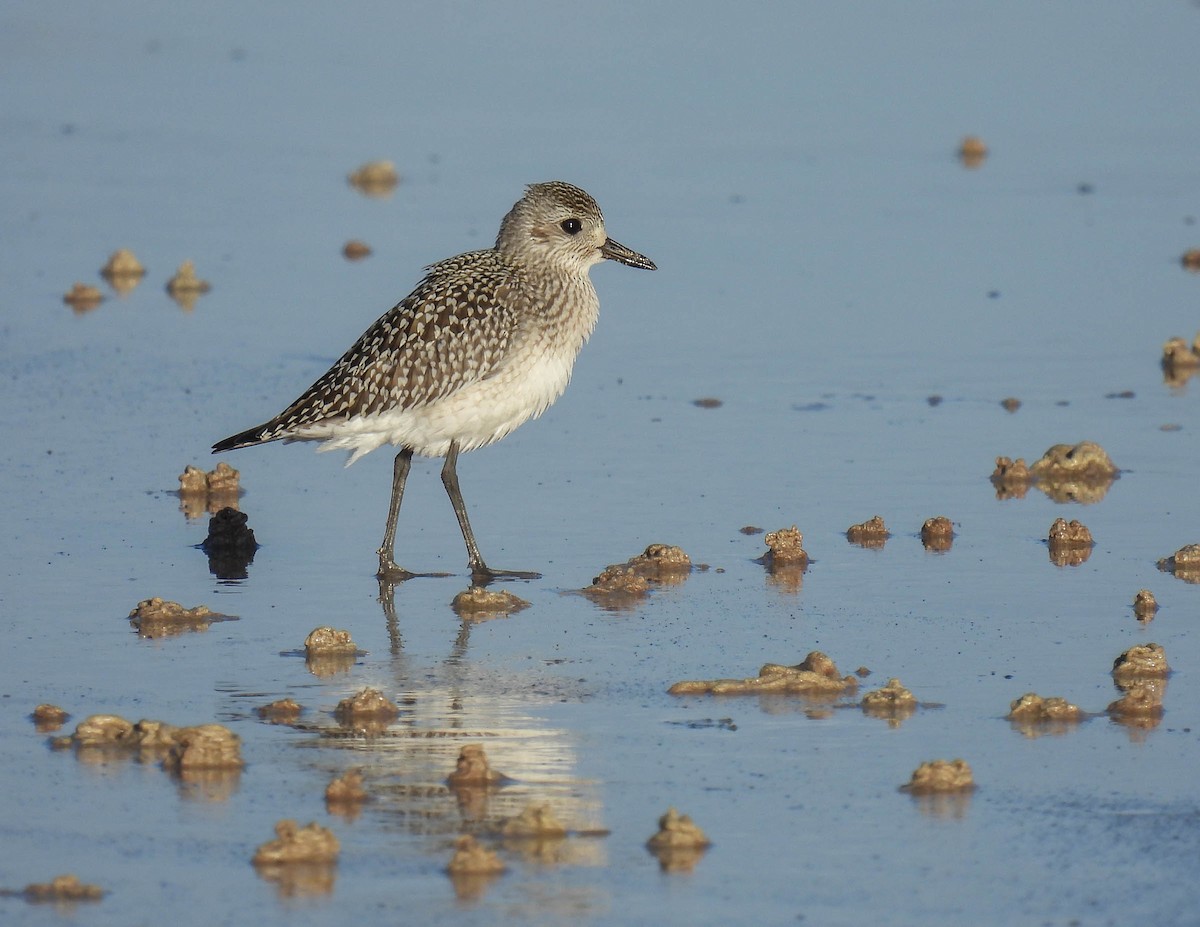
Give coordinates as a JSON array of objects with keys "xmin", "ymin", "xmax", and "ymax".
[{"xmin": 5, "ymin": 3, "xmax": 1200, "ymax": 926}]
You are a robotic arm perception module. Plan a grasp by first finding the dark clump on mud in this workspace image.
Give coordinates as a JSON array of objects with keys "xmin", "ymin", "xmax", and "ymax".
[
  {"xmin": 757, "ymin": 526, "xmax": 808, "ymax": 592},
  {"xmin": 1007, "ymin": 693, "xmax": 1084, "ymax": 722},
  {"xmin": 252, "ymin": 822, "xmax": 340, "ymax": 897},
  {"xmin": 581, "ymin": 543, "xmax": 692, "ymax": 606},
  {"xmin": 958, "ymin": 135, "xmax": 988, "ymax": 168},
  {"xmin": 303, "ymin": 627, "xmax": 361, "ymax": 676},
  {"xmin": 1032, "ymin": 441, "xmax": 1118, "ymax": 479},
  {"xmin": 53, "ymin": 714, "xmax": 244, "ymax": 779},
  {"xmin": 990, "ymin": 456, "xmax": 1032, "ymax": 500},
  {"xmin": 583, "ymin": 565, "xmax": 649, "ymax": 602},
  {"xmin": 447, "ymin": 744, "xmax": 508, "ymax": 788},
  {"xmin": 1048, "ymin": 517, "xmax": 1093, "ymax": 547},
  {"xmin": 62, "ymin": 282, "xmax": 104, "ymax": 311},
  {"xmin": 256, "ymin": 698, "xmax": 303, "ymax": 723},
  {"xmin": 758, "ymin": 526, "xmax": 807, "ymax": 567},
  {"xmin": 900, "ymin": 759, "xmax": 976, "ymax": 794},
  {"xmin": 165, "ymin": 259, "xmax": 210, "ymax": 293},
  {"xmin": 342, "ymin": 239, "xmax": 372, "ymax": 260},
  {"xmin": 162, "ymin": 724, "xmax": 244, "ymax": 772},
  {"xmin": 646, "ymin": 807, "xmax": 711, "ymax": 872},
  {"xmin": 846, "ymin": 515, "xmax": 889, "ymax": 548},
  {"xmin": 1156, "ymin": 543, "xmax": 1200, "ymax": 583},
  {"xmin": 992, "ymin": 441, "xmax": 1118, "ymax": 503},
  {"xmin": 100, "ymin": 248, "xmax": 145, "ymax": 293},
  {"xmin": 347, "ymin": 160, "xmax": 400, "ymax": 197},
  {"xmin": 1047, "ymin": 518, "xmax": 1094, "ymax": 567},
  {"xmin": 921, "ymin": 516, "xmax": 954, "ymax": 552},
  {"xmin": 31, "ymin": 704, "xmax": 70, "ymax": 732},
  {"xmin": 614, "ymin": 543, "xmax": 692, "ymax": 580},
  {"xmin": 165, "ymin": 260, "xmax": 211, "ymax": 310},
  {"xmin": 333, "ymin": 688, "xmax": 399, "ymax": 734},
  {"xmin": 498, "ymin": 803, "xmax": 568, "ymax": 839},
  {"xmin": 1108, "ymin": 681, "xmax": 1166, "ymax": 725},
  {"xmin": 861, "ymin": 678, "xmax": 918, "ymax": 722},
  {"xmin": 1133, "ymin": 589, "xmax": 1158, "ymax": 621},
  {"xmin": 668, "ymin": 650, "xmax": 858, "ymax": 696},
  {"xmin": 445, "ymin": 834, "xmax": 505, "ymax": 901},
  {"xmin": 1007, "ymin": 693, "xmax": 1085, "ymax": 738},
  {"xmin": 201, "ymin": 506, "xmax": 258, "ymax": 579},
  {"xmin": 253, "ymin": 820, "xmax": 340, "ymax": 866},
  {"xmin": 305, "ymin": 626, "xmax": 358, "ymax": 655},
  {"xmin": 128, "ymin": 597, "xmax": 233, "ymax": 638},
  {"xmin": 1107, "ymin": 644, "xmax": 1170, "ymax": 728},
  {"xmin": 1112, "ymin": 643, "xmax": 1170, "ymax": 681},
  {"xmin": 1161, "ymin": 333, "xmax": 1200, "ymax": 388},
  {"xmin": 646, "ymin": 807, "xmax": 710, "ymax": 849},
  {"xmin": 451, "ymin": 586, "xmax": 530, "ymax": 619},
  {"xmin": 1000, "ymin": 396, "xmax": 1021, "ymax": 413},
  {"xmin": 178, "ymin": 462, "xmax": 241, "ymax": 519},
  {"xmin": 1108, "ymin": 645, "xmax": 1169, "ymax": 727},
  {"xmin": 325, "ymin": 768, "xmax": 369, "ymax": 809},
  {"xmin": 1, "ymin": 874, "xmax": 106, "ymax": 903},
  {"xmin": 446, "ymin": 834, "xmax": 505, "ymax": 874}
]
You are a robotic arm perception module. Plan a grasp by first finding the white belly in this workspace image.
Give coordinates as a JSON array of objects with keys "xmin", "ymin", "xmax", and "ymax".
[{"xmin": 310, "ymin": 345, "xmax": 577, "ymax": 463}]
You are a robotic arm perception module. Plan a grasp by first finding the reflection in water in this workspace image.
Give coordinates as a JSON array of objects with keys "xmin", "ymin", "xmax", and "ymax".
[
  {"xmin": 172, "ymin": 766, "xmax": 242, "ymax": 803},
  {"xmin": 1009, "ymin": 717, "xmax": 1084, "ymax": 740},
  {"xmin": 447, "ymin": 869, "xmax": 502, "ymax": 904},
  {"xmin": 306, "ymin": 580, "xmax": 611, "ymax": 911},
  {"xmin": 1108, "ymin": 677, "xmax": 1167, "ymax": 735},
  {"xmin": 764, "ymin": 562, "xmax": 805, "ymax": 594},
  {"xmin": 254, "ymin": 862, "xmax": 337, "ymax": 899},
  {"xmin": 648, "ymin": 844, "xmax": 708, "ymax": 873},
  {"xmin": 908, "ymin": 791, "xmax": 973, "ymax": 819},
  {"xmin": 306, "ymin": 652, "xmax": 357, "ymax": 677}
]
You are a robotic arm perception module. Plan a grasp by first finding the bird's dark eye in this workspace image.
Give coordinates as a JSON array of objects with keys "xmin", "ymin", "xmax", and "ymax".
[{"xmin": 560, "ymin": 218, "xmax": 582, "ymax": 235}]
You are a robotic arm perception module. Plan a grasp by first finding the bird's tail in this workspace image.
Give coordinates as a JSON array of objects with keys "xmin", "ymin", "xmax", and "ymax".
[{"xmin": 212, "ymin": 423, "xmax": 277, "ymax": 454}]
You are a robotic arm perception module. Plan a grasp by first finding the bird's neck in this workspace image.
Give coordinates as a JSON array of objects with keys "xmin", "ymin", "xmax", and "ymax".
[{"xmin": 525, "ymin": 267, "xmax": 600, "ymax": 349}]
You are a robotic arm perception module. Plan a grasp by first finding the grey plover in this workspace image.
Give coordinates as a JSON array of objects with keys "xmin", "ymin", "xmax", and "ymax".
[{"xmin": 213, "ymin": 181, "xmax": 656, "ymax": 580}]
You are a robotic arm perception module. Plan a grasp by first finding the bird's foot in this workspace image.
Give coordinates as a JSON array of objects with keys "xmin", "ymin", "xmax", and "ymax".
[
  {"xmin": 469, "ymin": 560, "xmax": 542, "ymax": 584},
  {"xmin": 377, "ymin": 553, "xmax": 453, "ymax": 582}
]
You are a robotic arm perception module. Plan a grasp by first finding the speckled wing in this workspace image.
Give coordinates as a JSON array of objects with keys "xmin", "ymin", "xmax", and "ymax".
[{"xmin": 217, "ymin": 251, "xmax": 524, "ymax": 448}]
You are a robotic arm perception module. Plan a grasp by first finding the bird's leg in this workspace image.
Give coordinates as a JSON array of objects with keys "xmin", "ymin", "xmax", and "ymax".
[
  {"xmin": 377, "ymin": 448, "xmax": 417, "ymax": 580},
  {"xmin": 441, "ymin": 440, "xmax": 541, "ymax": 582}
]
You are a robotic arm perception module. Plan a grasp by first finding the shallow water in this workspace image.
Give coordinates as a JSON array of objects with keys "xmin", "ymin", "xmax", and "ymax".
[{"xmin": 3, "ymin": 2, "xmax": 1200, "ymax": 925}]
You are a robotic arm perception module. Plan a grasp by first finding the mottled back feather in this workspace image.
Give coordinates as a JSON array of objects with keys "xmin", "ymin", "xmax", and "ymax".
[{"xmin": 244, "ymin": 250, "xmax": 525, "ymax": 445}]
